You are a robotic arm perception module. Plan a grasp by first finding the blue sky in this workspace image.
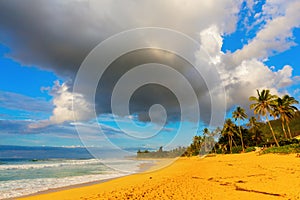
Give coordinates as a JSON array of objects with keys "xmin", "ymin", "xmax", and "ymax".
[{"xmin": 0, "ymin": 0, "xmax": 300, "ymax": 150}]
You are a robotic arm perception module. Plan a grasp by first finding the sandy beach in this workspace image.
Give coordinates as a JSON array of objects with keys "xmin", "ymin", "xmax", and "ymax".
[{"xmin": 18, "ymin": 152, "xmax": 300, "ymax": 200}]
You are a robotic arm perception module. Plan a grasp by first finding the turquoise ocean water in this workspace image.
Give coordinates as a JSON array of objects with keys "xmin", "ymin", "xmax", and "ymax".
[{"xmin": 0, "ymin": 146, "xmax": 151, "ymax": 199}]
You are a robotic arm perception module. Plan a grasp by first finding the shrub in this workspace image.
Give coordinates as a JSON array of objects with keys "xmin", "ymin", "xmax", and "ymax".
[
  {"xmin": 261, "ymin": 144, "xmax": 300, "ymax": 154},
  {"xmin": 215, "ymin": 149, "xmax": 223, "ymax": 154},
  {"xmin": 231, "ymin": 146, "xmax": 243, "ymax": 154},
  {"xmin": 245, "ymin": 146, "xmax": 256, "ymax": 153},
  {"xmin": 279, "ymin": 138, "xmax": 300, "ymax": 146}
]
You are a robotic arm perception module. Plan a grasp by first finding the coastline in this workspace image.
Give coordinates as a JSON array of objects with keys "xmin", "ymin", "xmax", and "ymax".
[
  {"xmin": 17, "ymin": 153, "xmax": 300, "ymax": 200},
  {"xmin": 8, "ymin": 178, "xmax": 115, "ymax": 200},
  {"xmin": 10, "ymin": 158, "xmax": 161, "ymax": 200}
]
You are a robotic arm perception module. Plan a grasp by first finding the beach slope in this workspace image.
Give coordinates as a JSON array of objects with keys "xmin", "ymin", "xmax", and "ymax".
[{"xmin": 18, "ymin": 153, "xmax": 300, "ymax": 200}]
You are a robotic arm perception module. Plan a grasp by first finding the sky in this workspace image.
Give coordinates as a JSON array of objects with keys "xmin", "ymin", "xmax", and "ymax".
[{"xmin": 0, "ymin": 0, "xmax": 300, "ymax": 151}]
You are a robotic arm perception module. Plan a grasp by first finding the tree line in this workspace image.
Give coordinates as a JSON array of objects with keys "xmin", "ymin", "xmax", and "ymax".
[{"xmin": 184, "ymin": 89, "xmax": 299, "ymax": 155}]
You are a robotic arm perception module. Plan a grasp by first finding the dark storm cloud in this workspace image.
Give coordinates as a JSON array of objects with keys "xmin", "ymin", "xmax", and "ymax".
[
  {"xmin": 95, "ymin": 49, "xmax": 211, "ymax": 123},
  {"xmin": 0, "ymin": 0, "xmax": 239, "ymax": 125},
  {"xmin": 0, "ymin": 0, "xmax": 104, "ymax": 76},
  {"xmin": 0, "ymin": 0, "xmax": 239, "ymax": 75}
]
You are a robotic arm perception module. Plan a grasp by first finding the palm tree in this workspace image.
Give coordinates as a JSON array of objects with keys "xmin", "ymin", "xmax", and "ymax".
[
  {"xmin": 202, "ymin": 127, "xmax": 220, "ymax": 153},
  {"xmin": 185, "ymin": 135, "xmax": 204, "ymax": 156},
  {"xmin": 249, "ymin": 89, "xmax": 280, "ymax": 147},
  {"xmin": 211, "ymin": 127, "xmax": 221, "ymax": 153},
  {"xmin": 203, "ymin": 128, "xmax": 210, "ymax": 136},
  {"xmin": 202, "ymin": 128, "xmax": 210, "ymax": 152},
  {"xmin": 274, "ymin": 95, "xmax": 299, "ymax": 139},
  {"xmin": 273, "ymin": 97, "xmax": 289, "ymax": 139},
  {"xmin": 247, "ymin": 116, "xmax": 262, "ymax": 146},
  {"xmin": 222, "ymin": 119, "xmax": 237, "ymax": 154},
  {"xmin": 232, "ymin": 106, "xmax": 248, "ymax": 152}
]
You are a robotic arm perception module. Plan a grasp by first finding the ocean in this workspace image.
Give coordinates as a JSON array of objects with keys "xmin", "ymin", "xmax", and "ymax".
[{"xmin": 0, "ymin": 145, "xmax": 152, "ymax": 199}]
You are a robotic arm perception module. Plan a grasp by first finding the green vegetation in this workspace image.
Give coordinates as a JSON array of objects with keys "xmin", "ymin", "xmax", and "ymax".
[
  {"xmin": 186, "ymin": 89, "xmax": 300, "ymax": 155},
  {"xmin": 261, "ymin": 144, "xmax": 300, "ymax": 154},
  {"xmin": 249, "ymin": 89, "xmax": 280, "ymax": 146},
  {"xmin": 231, "ymin": 146, "xmax": 243, "ymax": 154},
  {"xmin": 245, "ymin": 146, "xmax": 256, "ymax": 153},
  {"xmin": 232, "ymin": 106, "xmax": 248, "ymax": 152},
  {"xmin": 136, "ymin": 89, "xmax": 300, "ymax": 157},
  {"xmin": 182, "ymin": 135, "xmax": 204, "ymax": 157},
  {"xmin": 136, "ymin": 146, "xmax": 186, "ymax": 158},
  {"xmin": 259, "ymin": 112, "xmax": 300, "ymax": 142}
]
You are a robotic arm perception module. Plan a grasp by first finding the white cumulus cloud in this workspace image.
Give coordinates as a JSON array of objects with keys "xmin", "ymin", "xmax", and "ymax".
[{"xmin": 29, "ymin": 81, "xmax": 93, "ymax": 128}]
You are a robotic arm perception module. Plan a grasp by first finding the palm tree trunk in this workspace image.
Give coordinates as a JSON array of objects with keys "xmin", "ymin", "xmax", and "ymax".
[
  {"xmin": 266, "ymin": 115, "xmax": 280, "ymax": 147},
  {"xmin": 255, "ymin": 133, "xmax": 258, "ymax": 146},
  {"xmin": 281, "ymin": 118, "xmax": 288, "ymax": 139},
  {"xmin": 228, "ymin": 135, "xmax": 232, "ymax": 154},
  {"xmin": 286, "ymin": 122, "xmax": 293, "ymax": 139},
  {"xmin": 232, "ymin": 137, "xmax": 238, "ymax": 147},
  {"xmin": 238, "ymin": 119, "xmax": 245, "ymax": 152}
]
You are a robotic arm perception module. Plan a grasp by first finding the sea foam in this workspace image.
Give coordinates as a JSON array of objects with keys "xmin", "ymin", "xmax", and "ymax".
[
  {"xmin": 0, "ymin": 158, "xmax": 152, "ymax": 199},
  {"xmin": 0, "ymin": 172, "xmax": 128, "ymax": 199}
]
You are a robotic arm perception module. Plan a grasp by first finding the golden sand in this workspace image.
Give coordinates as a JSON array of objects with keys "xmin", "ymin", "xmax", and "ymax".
[{"xmin": 18, "ymin": 152, "xmax": 300, "ymax": 200}]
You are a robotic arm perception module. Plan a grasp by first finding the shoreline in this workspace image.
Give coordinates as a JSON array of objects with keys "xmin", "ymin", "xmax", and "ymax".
[
  {"xmin": 17, "ymin": 153, "xmax": 300, "ymax": 199},
  {"xmin": 9, "ymin": 158, "xmax": 164, "ymax": 200},
  {"xmin": 9, "ymin": 177, "xmax": 116, "ymax": 200}
]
